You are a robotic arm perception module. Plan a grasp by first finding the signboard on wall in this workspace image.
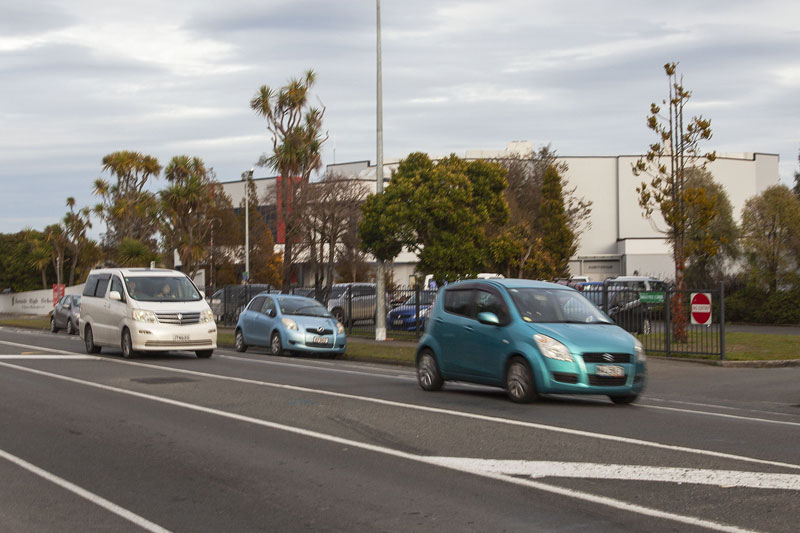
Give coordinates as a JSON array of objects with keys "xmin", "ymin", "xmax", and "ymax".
[{"xmin": 690, "ymin": 292, "xmax": 712, "ymax": 325}]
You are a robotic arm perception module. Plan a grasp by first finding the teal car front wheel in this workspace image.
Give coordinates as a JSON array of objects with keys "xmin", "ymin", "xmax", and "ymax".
[{"xmin": 506, "ymin": 357, "xmax": 538, "ymax": 403}]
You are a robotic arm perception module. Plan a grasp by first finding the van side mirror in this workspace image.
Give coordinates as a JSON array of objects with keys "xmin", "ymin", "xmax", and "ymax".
[
  {"xmin": 199, "ymin": 290, "xmax": 206, "ymax": 299},
  {"xmin": 109, "ymin": 291, "xmax": 122, "ymax": 302},
  {"xmin": 477, "ymin": 311, "xmax": 500, "ymax": 326}
]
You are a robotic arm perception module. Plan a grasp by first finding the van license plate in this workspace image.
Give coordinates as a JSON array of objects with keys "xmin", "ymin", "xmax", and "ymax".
[
  {"xmin": 173, "ymin": 335, "xmax": 189, "ymax": 342},
  {"xmin": 596, "ymin": 365, "xmax": 624, "ymax": 377},
  {"xmin": 312, "ymin": 336, "xmax": 328, "ymax": 344}
]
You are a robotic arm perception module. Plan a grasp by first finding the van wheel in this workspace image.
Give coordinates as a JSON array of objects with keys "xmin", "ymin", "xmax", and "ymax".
[
  {"xmin": 84, "ymin": 325, "xmax": 101, "ymax": 354},
  {"xmin": 641, "ymin": 318, "xmax": 652, "ymax": 335},
  {"xmin": 196, "ymin": 350, "xmax": 213, "ymax": 358},
  {"xmin": 50, "ymin": 316, "xmax": 58, "ymax": 333},
  {"xmin": 234, "ymin": 329, "xmax": 247, "ymax": 352},
  {"xmin": 121, "ymin": 329, "xmax": 137, "ymax": 359},
  {"xmin": 417, "ymin": 349, "xmax": 443, "ymax": 391},
  {"xmin": 505, "ymin": 357, "xmax": 538, "ymax": 403},
  {"xmin": 270, "ymin": 331, "xmax": 284, "ymax": 356}
]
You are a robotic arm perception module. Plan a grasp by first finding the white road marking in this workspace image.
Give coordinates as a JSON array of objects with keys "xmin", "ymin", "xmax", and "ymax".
[
  {"xmin": 428, "ymin": 458, "xmax": 800, "ymax": 490},
  {"xmin": 0, "ymin": 355, "xmax": 97, "ymax": 360},
  {"xmin": 0, "ymin": 361, "xmax": 758, "ymax": 533},
  {"xmin": 0, "ymin": 447, "xmax": 170, "ymax": 533},
  {"xmin": 219, "ymin": 353, "xmax": 417, "ymax": 380},
  {"xmin": 0, "ymin": 339, "xmax": 83, "ymax": 355}
]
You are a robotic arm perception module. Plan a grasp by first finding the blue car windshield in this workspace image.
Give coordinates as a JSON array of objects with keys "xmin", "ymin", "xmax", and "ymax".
[
  {"xmin": 278, "ymin": 298, "xmax": 331, "ymax": 317},
  {"xmin": 507, "ymin": 287, "xmax": 613, "ymax": 324}
]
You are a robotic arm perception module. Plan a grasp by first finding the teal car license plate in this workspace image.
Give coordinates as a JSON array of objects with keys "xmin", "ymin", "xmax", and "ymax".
[{"xmin": 596, "ymin": 364, "xmax": 624, "ymax": 377}]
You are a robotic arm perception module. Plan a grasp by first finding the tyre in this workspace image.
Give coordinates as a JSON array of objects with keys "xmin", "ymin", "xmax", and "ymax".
[
  {"xmin": 84, "ymin": 325, "xmax": 101, "ymax": 354},
  {"xmin": 195, "ymin": 350, "xmax": 213, "ymax": 358},
  {"xmin": 505, "ymin": 357, "xmax": 538, "ymax": 403},
  {"xmin": 121, "ymin": 329, "xmax": 137, "ymax": 359},
  {"xmin": 416, "ymin": 349, "xmax": 444, "ymax": 391},
  {"xmin": 234, "ymin": 329, "xmax": 248, "ymax": 353},
  {"xmin": 609, "ymin": 394, "xmax": 638, "ymax": 405},
  {"xmin": 50, "ymin": 316, "xmax": 58, "ymax": 333},
  {"xmin": 66, "ymin": 319, "xmax": 75, "ymax": 335},
  {"xmin": 270, "ymin": 331, "xmax": 284, "ymax": 356}
]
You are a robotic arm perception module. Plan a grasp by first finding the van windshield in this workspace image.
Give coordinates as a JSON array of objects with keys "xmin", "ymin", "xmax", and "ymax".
[
  {"xmin": 124, "ymin": 276, "xmax": 201, "ymax": 302},
  {"xmin": 329, "ymin": 286, "xmax": 348, "ymax": 300}
]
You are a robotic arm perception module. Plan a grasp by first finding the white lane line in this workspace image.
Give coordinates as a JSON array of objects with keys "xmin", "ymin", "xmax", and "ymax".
[
  {"xmin": 428, "ymin": 458, "xmax": 800, "ymax": 491},
  {"xmin": 0, "ymin": 355, "xmax": 97, "ymax": 360},
  {"xmin": 0, "ymin": 362, "xmax": 756, "ymax": 533},
  {"xmin": 0, "ymin": 447, "xmax": 170, "ymax": 533},
  {"xmin": 219, "ymin": 354, "xmax": 416, "ymax": 381},
  {"xmin": 0, "ymin": 339, "xmax": 85, "ymax": 355},
  {"xmin": 88, "ymin": 358, "xmax": 800, "ymax": 471}
]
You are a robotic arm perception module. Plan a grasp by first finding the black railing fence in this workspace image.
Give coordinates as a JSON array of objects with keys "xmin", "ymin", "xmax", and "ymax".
[{"xmin": 208, "ymin": 282, "xmax": 726, "ymax": 358}]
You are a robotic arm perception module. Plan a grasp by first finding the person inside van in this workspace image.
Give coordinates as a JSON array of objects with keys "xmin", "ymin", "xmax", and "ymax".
[
  {"xmin": 157, "ymin": 283, "xmax": 172, "ymax": 299},
  {"xmin": 127, "ymin": 280, "xmax": 137, "ymax": 298}
]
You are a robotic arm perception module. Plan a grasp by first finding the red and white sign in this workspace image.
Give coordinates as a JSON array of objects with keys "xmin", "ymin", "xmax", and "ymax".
[
  {"xmin": 52, "ymin": 284, "xmax": 66, "ymax": 306},
  {"xmin": 690, "ymin": 292, "xmax": 712, "ymax": 325}
]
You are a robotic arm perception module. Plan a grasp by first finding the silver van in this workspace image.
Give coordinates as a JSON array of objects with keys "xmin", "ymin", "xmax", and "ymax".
[
  {"xmin": 79, "ymin": 267, "xmax": 217, "ymax": 358},
  {"xmin": 327, "ymin": 283, "xmax": 378, "ymax": 326}
]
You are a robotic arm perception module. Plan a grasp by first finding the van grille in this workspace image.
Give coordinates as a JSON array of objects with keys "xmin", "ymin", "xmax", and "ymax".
[{"xmin": 156, "ymin": 312, "xmax": 200, "ymax": 325}]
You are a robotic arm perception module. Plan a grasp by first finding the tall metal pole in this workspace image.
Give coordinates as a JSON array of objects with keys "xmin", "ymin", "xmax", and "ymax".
[
  {"xmin": 244, "ymin": 168, "xmax": 253, "ymax": 283},
  {"xmin": 374, "ymin": 0, "xmax": 386, "ymax": 341}
]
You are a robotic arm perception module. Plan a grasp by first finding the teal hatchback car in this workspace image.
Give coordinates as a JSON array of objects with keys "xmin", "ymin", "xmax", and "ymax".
[{"xmin": 415, "ymin": 279, "xmax": 646, "ymax": 404}]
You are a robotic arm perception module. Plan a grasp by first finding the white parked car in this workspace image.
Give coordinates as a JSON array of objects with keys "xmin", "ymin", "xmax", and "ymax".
[{"xmin": 79, "ymin": 267, "xmax": 217, "ymax": 358}]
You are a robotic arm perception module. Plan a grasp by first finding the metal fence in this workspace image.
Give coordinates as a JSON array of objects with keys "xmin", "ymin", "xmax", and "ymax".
[
  {"xmin": 209, "ymin": 282, "xmax": 727, "ymax": 359},
  {"xmin": 580, "ymin": 282, "xmax": 726, "ymax": 360}
]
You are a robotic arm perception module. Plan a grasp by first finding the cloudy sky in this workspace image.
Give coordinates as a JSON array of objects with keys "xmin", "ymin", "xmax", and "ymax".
[{"xmin": 1, "ymin": 0, "xmax": 798, "ymax": 236}]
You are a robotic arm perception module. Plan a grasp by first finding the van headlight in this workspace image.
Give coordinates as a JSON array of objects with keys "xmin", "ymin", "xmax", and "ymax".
[
  {"xmin": 132, "ymin": 309, "xmax": 157, "ymax": 323},
  {"xmin": 200, "ymin": 309, "xmax": 214, "ymax": 323},
  {"xmin": 634, "ymin": 339, "xmax": 646, "ymax": 362},
  {"xmin": 282, "ymin": 318, "xmax": 299, "ymax": 331},
  {"xmin": 533, "ymin": 334, "xmax": 573, "ymax": 362}
]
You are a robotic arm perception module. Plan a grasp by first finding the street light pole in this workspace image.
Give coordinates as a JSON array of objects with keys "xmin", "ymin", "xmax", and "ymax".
[
  {"xmin": 375, "ymin": 0, "xmax": 386, "ymax": 341},
  {"xmin": 243, "ymin": 168, "xmax": 254, "ymax": 283}
]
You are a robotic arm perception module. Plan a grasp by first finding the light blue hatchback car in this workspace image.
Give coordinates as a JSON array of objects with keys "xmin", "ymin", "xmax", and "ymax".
[
  {"xmin": 416, "ymin": 279, "xmax": 646, "ymax": 404},
  {"xmin": 235, "ymin": 293, "xmax": 346, "ymax": 358}
]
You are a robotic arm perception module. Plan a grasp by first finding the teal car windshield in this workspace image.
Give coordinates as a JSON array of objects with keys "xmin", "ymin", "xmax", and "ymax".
[
  {"xmin": 507, "ymin": 287, "xmax": 613, "ymax": 324},
  {"xmin": 277, "ymin": 298, "xmax": 332, "ymax": 317}
]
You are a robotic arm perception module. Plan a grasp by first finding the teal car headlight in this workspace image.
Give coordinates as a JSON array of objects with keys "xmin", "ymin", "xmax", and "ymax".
[
  {"xmin": 533, "ymin": 334, "xmax": 573, "ymax": 362},
  {"xmin": 634, "ymin": 339, "xmax": 646, "ymax": 362}
]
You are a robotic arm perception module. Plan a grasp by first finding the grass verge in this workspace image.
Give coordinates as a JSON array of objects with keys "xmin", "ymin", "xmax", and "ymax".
[{"xmin": 2, "ymin": 316, "xmax": 796, "ymax": 363}]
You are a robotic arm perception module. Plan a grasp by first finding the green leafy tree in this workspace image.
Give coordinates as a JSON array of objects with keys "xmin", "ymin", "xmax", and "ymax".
[
  {"xmin": 63, "ymin": 197, "xmax": 93, "ymax": 286},
  {"xmin": 240, "ymin": 174, "xmax": 282, "ymax": 286},
  {"xmin": 44, "ymin": 224, "xmax": 68, "ymax": 286},
  {"xmin": 250, "ymin": 70, "xmax": 327, "ymax": 291},
  {"xmin": 683, "ymin": 169, "xmax": 739, "ymax": 288},
  {"xmin": 0, "ymin": 231, "xmax": 44, "ymax": 291},
  {"xmin": 160, "ymin": 156, "xmax": 225, "ymax": 278},
  {"xmin": 117, "ymin": 238, "xmax": 158, "ymax": 267},
  {"xmin": 538, "ymin": 165, "xmax": 577, "ymax": 278},
  {"xmin": 359, "ymin": 153, "xmax": 509, "ymax": 283},
  {"xmin": 633, "ymin": 62, "xmax": 716, "ymax": 341},
  {"xmin": 740, "ymin": 185, "xmax": 800, "ymax": 293},
  {"xmin": 93, "ymin": 150, "xmax": 162, "ymax": 250},
  {"xmin": 25, "ymin": 229, "xmax": 52, "ymax": 289}
]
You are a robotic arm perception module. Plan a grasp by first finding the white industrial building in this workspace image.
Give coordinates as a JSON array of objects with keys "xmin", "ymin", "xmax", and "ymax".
[{"xmin": 220, "ymin": 141, "xmax": 780, "ymax": 286}]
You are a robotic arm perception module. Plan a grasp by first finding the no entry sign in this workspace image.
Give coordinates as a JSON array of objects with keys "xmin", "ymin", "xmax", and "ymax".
[{"xmin": 690, "ymin": 292, "xmax": 712, "ymax": 325}]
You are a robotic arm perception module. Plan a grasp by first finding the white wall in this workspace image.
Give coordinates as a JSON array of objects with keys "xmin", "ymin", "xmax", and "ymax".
[{"xmin": 0, "ymin": 285, "xmax": 85, "ymax": 316}]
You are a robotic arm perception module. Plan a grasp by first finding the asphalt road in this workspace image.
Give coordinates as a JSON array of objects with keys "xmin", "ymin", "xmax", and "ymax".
[{"xmin": 1, "ymin": 326, "xmax": 799, "ymax": 532}]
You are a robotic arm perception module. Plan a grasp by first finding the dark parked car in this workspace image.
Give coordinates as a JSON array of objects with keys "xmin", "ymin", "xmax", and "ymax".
[
  {"xmin": 50, "ymin": 294, "xmax": 81, "ymax": 335},
  {"xmin": 577, "ymin": 278, "xmax": 666, "ymax": 334}
]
